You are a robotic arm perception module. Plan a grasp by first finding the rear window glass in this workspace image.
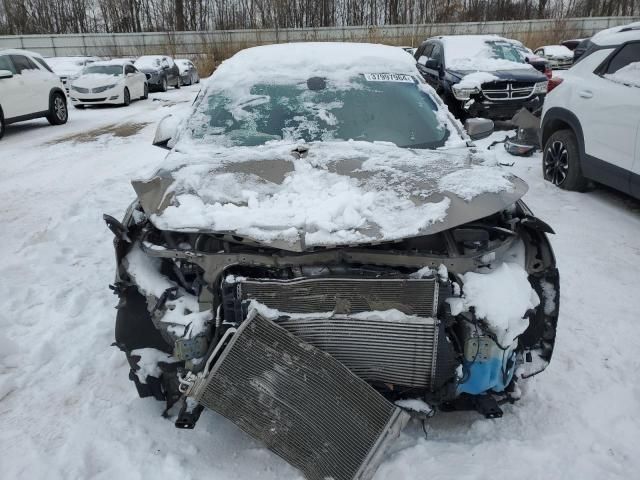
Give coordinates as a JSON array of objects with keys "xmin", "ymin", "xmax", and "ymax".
[
  {"xmin": 34, "ymin": 57, "xmax": 54, "ymax": 73},
  {"xmin": 10, "ymin": 55, "xmax": 39, "ymax": 73},
  {"xmin": 606, "ymin": 42, "xmax": 640, "ymax": 74}
]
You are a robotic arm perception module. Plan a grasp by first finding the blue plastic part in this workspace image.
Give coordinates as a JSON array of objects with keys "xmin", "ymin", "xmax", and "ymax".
[{"xmin": 457, "ymin": 353, "xmax": 515, "ymax": 395}]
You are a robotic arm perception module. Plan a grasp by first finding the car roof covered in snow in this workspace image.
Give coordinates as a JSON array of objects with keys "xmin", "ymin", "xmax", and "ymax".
[
  {"xmin": 425, "ymin": 35, "xmax": 532, "ymax": 71},
  {"xmin": 90, "ymin": 59, "xmax": 131, "ymax": 67},
  {"xmin": 0, "ymin": 48, "xmax": 46, "ymax": 59},
  {"xmin": 209, "ymin": 42, "xmax": 419, "ymax": 88},
  {"xmin": 591, "ymin": 22, "xmax": 640, "ymax": 46}
]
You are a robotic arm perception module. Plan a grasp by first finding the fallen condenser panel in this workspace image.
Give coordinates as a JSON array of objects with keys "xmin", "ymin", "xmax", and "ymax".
[{"xmin": 189, "ymin": 312, "xmax": 410, "ymax": 480}]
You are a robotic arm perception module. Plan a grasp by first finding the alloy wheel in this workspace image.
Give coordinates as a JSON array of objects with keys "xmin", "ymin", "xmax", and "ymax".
[
  {"xmin": 544, "ymin": 140, "xmax": 569, "ymax": 185},
  {"xmin": 54, "ymin": 96, "xmax": 67, "ymax": 122}
]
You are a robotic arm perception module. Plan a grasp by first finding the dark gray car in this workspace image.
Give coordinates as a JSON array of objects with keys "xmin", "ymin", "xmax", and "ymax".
[
  {"xmin": 134, "ymin": 55, "xmax": 180, "ymax": 92},
  {"xmin": 176, "ymin": 59, "xmax": 200, "ymax": 85},
  {"xmin": 106, "ymin": 43, "xmax": 560, "ymax": 480}
]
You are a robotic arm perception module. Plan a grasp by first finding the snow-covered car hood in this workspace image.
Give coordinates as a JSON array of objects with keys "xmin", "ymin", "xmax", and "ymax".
[
  {"xmin": 132, "ymin": 141, "xmax": 527, "ymax": 251},
  {"xmin": 451, "ymin": 68, "xmax": 546, "ymax": 82},
  {"xmin": 72, "ymin": 74, "xmax": 121, "ymax": 88}
]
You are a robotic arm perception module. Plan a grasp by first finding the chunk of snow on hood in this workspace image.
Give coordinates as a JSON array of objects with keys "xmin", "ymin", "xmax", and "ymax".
[
  {"xmin": 459, "ymin": 262, "xmax": 540, "ymax": 345},
  {"xmin": 130, "ymin": 348, "xmax": 178, "ymax": 383},
  {"xmin": 438, "ymin": 165, "xmax": 515, "ymax": 201},
  {"xmin": 605, "ymin": 62, "xmax": 640, "ymax": 88},
  {"xmin": 136, "ymin": 140, "xmax": 525, "ymax": 249},
  {"xmin": 457, "ymin": 72, "xmax": 499, "ymax": 89}
]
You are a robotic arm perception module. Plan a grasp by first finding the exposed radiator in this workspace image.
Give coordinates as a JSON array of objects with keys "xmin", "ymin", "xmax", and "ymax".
[
  {"xmin": 229, "ymin": 276, "xmax": 438, "ymax": 317},
  {"xmin": 276, "ymin": 314, "xmax": 439, "ymax": 389},
  {"xmin": 190, "ymin": 313, "xmax": 410, "ymax": 480},
  {"xmin": 222, "ymin": 275, "xmax": 446, "ymax": 390}
]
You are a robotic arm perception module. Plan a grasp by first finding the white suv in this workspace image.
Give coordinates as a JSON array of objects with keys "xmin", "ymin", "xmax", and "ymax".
[
  {"xmin": 541, "ymin": 24, "xmax": 640, "ymax": 199},
  {"xmin": 0, "ymin": 49, "xmax": 68, "ymax": 140}
]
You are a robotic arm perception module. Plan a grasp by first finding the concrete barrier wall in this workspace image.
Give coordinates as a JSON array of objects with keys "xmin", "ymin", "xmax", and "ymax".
[{"xmin": 1, "ymin": 16, "xmax": 638, "ymax": 58}]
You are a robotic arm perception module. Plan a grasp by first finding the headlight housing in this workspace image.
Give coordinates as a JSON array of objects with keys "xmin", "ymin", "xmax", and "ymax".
[
  {"xmin": 452, "ymin": 85, "xmax": 480, "ymax": 100},
  {"xmin": 92, "ymin": 84, "xmax": 118, "ymax": 93},
  {"xmin": 533, "ymin": 81, "xmax": 548, "ymax": 94}
]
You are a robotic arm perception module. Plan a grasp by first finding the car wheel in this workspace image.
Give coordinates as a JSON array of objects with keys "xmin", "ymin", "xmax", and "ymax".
[
  {"xmin": 0, "ymin": 109, "xmax": 5, "ymax": 140},
  {"xmin": 543, "ymin": 129, "xmax": 588, "ymax": 191},
  {"xmin": 142, "ymin": 83, "xmax": 149, "ymax": 100},
  {"xmin": 46, "ymin": 92, "xmax": 68, "ymax": 125},
  {"xmin": 161, "ymin": 77, "xmax": 168, "ymax": 92},
  {"xmin": 123, "ymin": 87, "xmax": 131, "ymax": 106}
]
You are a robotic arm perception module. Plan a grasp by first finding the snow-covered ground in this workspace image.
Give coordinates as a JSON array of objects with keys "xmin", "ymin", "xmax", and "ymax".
[{"xmin": 1, "ymin": 84, "xmax": 639, "ymax": 479}]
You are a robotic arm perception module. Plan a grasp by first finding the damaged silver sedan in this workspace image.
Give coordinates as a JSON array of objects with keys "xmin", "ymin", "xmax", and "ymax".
[{"xmin": 107, "ymin": 43, "xmax": 559, "ymax": 480}]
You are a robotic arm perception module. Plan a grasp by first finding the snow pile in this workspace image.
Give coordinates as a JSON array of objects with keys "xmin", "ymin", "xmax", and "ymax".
[
  {"xmin": 247, "ymin": 300, "xmax": 432, "ymax": 324},
  {"xmin": 134, "ymin": 55, "xmax": 165, "ymax": 69},
  {"xmin": 448, "ymin": 262, "xmax": 539, "ymax": 345},
  {"xmin": 440, "ymin": 35, "xmax": 533, "ymax": 71},
  {"xmin": 438, "ymin": 165, "xmax": 516, "ymax": 200},
  {"xmin": 456, "ymin": 71, "xmax": 499, "ymax": 89},
  {"xmin": 44, "ymin": 56, "xmax": 92, "ymax": 76},
  {"xmin": 540, "ymin": 45, "xmax": 573, "ymax": 58},
  {"xmin": 605, "ymin": 62, "xmax": 640, "ymax": 88},
  {"xmin": 130, "ymin": 348, "xmax": 178, "ymax": 383},
  {"xmin": 208, "ymin": 42, "xmax": 417, "ymax": 91},
  {"xmin": 395, "ymin": 398, "xmax": 433, "ymax": 415},
  {"xmin": 125, "ymin": 245, "xmax": 212, "ymax": 339}
]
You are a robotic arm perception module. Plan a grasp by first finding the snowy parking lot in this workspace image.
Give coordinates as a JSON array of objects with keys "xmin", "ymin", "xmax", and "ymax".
[{"xmin": 1, "ymin": 81, "xmax": 640, "ymax": 480}]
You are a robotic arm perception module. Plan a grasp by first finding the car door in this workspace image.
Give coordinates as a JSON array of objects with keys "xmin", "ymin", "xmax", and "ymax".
[
  {"xmin": 421, "ymin": 43, "xmax": 444, "ymax": 92},
  {"xmin": 572, "ymin": 41, "xmax": 640, "ymax": 192},
  {"xmin": 132, "ymin": 66, "xmax": 146, "ymax": 96},
  {"xmin": 9, "ymin": 54, "xmax": 49, "ymax": 115},
  {"xmin": 0, "ymin": 54, "xmax": 27, "ymax": 119},
  {"xmin": 124, "ymin": 64, "xmax": 141, "ymax": 97},
  {"xmin": 160, "ymin": 57, "xmax": 172, "ymax": 84}
]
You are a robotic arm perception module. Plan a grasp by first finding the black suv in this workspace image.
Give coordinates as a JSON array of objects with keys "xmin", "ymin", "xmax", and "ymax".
[{"xmin": 414, "ymin": 35, "xmax": 549, "ymax": 120}]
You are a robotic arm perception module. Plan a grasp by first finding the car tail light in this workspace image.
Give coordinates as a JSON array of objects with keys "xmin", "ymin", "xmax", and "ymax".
[
  {"xmin": 544, "ymin": 66, "xmax": 553, "ymax": 79},
  {"xmin": 547, "ymin": 77, "xmax": 564, "ymax": 92}
]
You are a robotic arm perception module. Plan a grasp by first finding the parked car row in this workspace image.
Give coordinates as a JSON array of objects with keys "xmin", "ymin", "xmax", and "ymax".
[{"xmin": 0, "ymin": 51, "xmax": 201, "ymax": 139}]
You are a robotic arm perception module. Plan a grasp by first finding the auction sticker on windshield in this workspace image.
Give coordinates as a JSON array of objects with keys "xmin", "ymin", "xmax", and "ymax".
[{"xmin": 363, "ymin": 73, "xmax": 414, "ymax": 83}]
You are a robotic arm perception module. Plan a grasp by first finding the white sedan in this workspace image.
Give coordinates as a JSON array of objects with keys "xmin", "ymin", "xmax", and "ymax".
[{"xmin": 69, "ymin": 60, "xmax": 148, "ymax": 108}]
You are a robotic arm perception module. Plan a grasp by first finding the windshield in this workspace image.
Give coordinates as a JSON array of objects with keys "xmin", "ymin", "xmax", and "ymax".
[
  {"xmin": 82, "ymin": 65, "xmax": 122, "ymax": 76},
  {"xmin": 485, "ymin": 41, "xmax": 525, "ymax": 62},
  {"xmin": 188, "ymin": 75, "xmax": 449, "ymax": 149}
]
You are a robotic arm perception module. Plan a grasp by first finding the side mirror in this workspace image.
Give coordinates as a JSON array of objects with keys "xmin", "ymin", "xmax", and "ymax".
[
  {"xmin": 0, "ymin": 69, "xmax": 14, "ymax": 79},
  {"xmin": 153, "ymin": 114, "xmax": 180, "ymax": 149},
  {"xmin": 417, "ymin": 56, "xmax": 428, "ymax": 66},
  {"xmin": 425, "ymin": 58, "xmax": 440, "ymax": 70},
  {"xmin": 464, "ymin": 118, "xmax": 494, "ymax": 140}
]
